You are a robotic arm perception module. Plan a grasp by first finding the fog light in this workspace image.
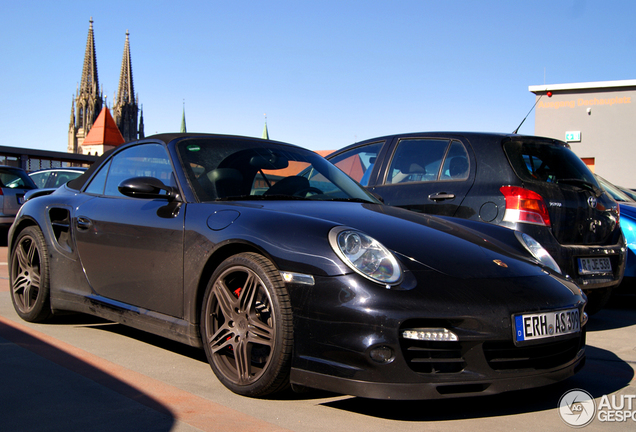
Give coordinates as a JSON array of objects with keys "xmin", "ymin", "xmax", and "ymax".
[
  {"xmin": 402, "ymin": 328, "xmax": 458, "ymax": 342},
  {"xmin": 369, "ymin": 346, "xmax": 394, "ymax": 363}
]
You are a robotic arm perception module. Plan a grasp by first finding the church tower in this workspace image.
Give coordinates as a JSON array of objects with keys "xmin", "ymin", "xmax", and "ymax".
[
  {"xmin": 112, "ymin": 30, "xmax": 139, "ymax": 143},
  {"xmin": 68, "ymin": 18, "xmax": 103, "ymax": 154}
]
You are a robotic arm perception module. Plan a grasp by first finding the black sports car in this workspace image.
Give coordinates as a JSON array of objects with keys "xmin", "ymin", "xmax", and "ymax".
[{"xmin": 9, "ymin": 133, "xmax": 587, "ymax": 400}]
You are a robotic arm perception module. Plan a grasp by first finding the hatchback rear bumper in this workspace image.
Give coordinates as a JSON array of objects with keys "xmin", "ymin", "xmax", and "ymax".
[{"xmin": 556, "ymin": 242, "xmax": 626, "ymax": 290}]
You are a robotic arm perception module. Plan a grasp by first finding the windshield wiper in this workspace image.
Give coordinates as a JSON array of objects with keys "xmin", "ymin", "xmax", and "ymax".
[{"xmin": 556, "ymin": 178, "xmax": 603, "ymax": 197}]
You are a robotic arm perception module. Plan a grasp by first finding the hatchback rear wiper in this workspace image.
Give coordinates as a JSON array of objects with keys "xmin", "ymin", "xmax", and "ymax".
[{"xmin": 556, "ymin": 178, "xmax": 603, "ymax": 196}]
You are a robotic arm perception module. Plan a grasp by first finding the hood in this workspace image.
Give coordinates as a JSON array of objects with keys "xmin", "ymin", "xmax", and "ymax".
[{"xmin": 224, "ymin": 200, "xmax": 552, "ymax": 280}]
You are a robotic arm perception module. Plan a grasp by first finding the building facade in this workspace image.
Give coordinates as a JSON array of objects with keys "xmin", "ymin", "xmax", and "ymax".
[
  {"xmin": 530, "ymin": 79, "xmax": 636, "ymax": 187},
  {"xmin": 68, "ymin": 19, "xmax": 144, "ymax": 155}
]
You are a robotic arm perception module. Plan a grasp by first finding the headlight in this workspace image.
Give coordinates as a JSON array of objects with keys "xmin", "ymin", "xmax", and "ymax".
[
  {"xmin": 515, "ymin": 231, "xmax": 561, "ymax": 274},
  {"xmin": 329, "ymin": 227, "xmax": 402, "ymax": 285}
]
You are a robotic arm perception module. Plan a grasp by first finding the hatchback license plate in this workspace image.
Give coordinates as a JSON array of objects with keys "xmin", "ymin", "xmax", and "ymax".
[
  {"xmin": 578, "ymin": 257, "xmax": 612, "ymax": 275},
  {"xmin": 515, "ymin": 308, "xmax": 580, "ymax": 342}
]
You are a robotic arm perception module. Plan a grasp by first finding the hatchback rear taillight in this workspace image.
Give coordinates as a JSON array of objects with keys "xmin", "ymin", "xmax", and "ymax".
[{"xmin": 500, "ymin": 186, "xmax": 551, "ymax": 227}]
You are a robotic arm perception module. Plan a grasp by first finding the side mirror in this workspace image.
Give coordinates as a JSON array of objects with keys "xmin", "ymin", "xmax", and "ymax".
[{"xmin": 118, "ymin": 177, "xmax": 179, "ymax": 201}]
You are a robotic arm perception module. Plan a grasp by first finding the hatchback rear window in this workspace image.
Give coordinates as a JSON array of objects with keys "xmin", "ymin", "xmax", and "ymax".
[
  {"xmin": 504, "ymin": 140, "xmax": 598, "ymax": 188},
  {"xmin": 0, "ymin": 169, "xmax": 36, "ymax": 189}
]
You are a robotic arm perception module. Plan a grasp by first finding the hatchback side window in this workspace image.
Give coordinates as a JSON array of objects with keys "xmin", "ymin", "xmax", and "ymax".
[
  {"xmin": 440, "ymin": 141, "xmax": 470, "ymax": 180},
  {"xmin": 329, "ymin": 142, "xmax": 383, "ymax": 186},
  {"xmin": 387, "ymin": 139, "xmax": 448, "ymax": 184}
]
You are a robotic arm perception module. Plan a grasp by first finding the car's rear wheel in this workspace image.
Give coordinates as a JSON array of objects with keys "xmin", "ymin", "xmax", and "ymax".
[
  {"xmin": 10, "ymin": 226, "xmax": 52, "ymax": 322},
  {"xmin": 200, "ymin": 252, "xmax": 293, "ymax": 397}
]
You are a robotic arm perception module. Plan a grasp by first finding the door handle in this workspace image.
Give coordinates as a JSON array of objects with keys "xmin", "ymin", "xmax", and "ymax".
[
  {"xmin": 428, "ymin": 192, "xmax": 456, "ymax": 201},
  {"xmin": 76, "ymin": 216, "xmax": 93, "ymax": 230}
]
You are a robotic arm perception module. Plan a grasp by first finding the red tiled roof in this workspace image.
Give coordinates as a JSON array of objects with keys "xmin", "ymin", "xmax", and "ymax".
[
  {"xmin": 82, "ymin": 107, "xmax": 125, "ymax": 147},
  {"xmin": 262, "ymin": 150, "xmax": 337, "ymax": 178}
]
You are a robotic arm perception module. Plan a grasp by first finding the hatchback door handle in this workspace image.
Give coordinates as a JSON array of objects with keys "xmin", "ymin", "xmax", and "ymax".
[
  {"xmin": 428, "ymin": 192, "xmax": 456, "ymax": 201},
  {"xmin": 76, "ymin": 217, "xmax": 93, "ymax": 230}
]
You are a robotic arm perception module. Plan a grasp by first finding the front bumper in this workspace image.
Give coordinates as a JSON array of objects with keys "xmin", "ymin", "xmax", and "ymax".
[
  {"xmin": 286, "ymin": 271, "xmax": 587, "ymax": 400},
  {"xmin": 292, "ymin": 346, "xmax": 585, "ymax": 400}
]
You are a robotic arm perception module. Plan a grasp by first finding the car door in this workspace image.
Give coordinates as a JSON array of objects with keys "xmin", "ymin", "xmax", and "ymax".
[
  {"xmin": 74, "ymin": 143, "xmax": 185, "ymax": 318},
  {"xmin": 370, "ymin": 137, "xmax": 476, "ymax": 217}
]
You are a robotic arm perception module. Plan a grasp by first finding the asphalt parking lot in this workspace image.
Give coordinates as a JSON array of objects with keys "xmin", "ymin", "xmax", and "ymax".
[{"xmin": 1, "ymin": 242, "xmax": 636, "ymax": 432}]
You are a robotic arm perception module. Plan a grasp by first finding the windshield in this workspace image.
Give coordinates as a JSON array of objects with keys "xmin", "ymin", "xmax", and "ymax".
[
  {"xmin": 596, "ymin": 175, "xmax": 634, "ymax": 202},
  {"xmin": 176, "ymin": 137, "xmax": 379, "ymax": 203}
]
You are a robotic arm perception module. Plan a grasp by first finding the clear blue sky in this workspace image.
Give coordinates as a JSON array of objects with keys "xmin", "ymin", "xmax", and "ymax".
[{"xmin": 1, "ymin": 0, "xmax": 635, "ymax": 152}]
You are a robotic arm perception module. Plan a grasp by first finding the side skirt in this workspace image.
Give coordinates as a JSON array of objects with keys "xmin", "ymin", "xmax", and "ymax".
[{"xmin": 51, "ymin": 292, "xmax": 203, "ymax": 348}]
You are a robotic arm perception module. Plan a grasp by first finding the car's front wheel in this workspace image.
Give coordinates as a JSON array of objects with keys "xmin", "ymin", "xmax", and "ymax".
[
  {"xmin": 200, "ymin": 252, "xmax": 293, "ymax": 397},
  {"xmin": 10, "ymin": 226, "xmax": 52, "ymax": 322}
]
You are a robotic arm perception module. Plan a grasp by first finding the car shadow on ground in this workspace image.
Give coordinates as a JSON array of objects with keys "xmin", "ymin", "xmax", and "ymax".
[
  {"xmin": 65, "ymin": 313, "xmax": 633, "ymax": 419},
  {"xmin": 46, "ymin": 313, "xmax": 209, "ymax": 363},
  {"xmin": 0, "ymin": 228, "xmax": 8, "ymax": 247},
  {"xmin": 587, "ymin": 292, "xmax": 636, "ymax": 331},
  {"xmin": 0, "ymin": 318, "xmax": 175, "ymax": 432},
  {"xmin": 40, "ymin": 296, "xmax": 635, "ymax": 419}
]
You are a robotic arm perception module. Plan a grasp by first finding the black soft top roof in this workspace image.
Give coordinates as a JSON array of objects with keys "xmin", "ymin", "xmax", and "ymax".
[{"xmin": 66, "ymin": 133, "xmax": 293, "ymax": 191}]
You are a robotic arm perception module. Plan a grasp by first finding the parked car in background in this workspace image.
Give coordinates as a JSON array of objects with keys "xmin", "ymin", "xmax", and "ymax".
[
  {"xmin": 616, "ymin": 185, "xmax": 636, "ymax": 202},
  {"xmin": 595, "ymin": 174, "xmax": 636, "ymax": 287},
  {"xmin": 29, "ymin": 167, "xmax": 87, "ymax": 189},
  {"xmin": 0, "ymin": 166, "xmax": 37, "ymax": 228},
  {"xmin": 9, "ymin": 133, "xmax": 587, "ymax": 400},
  {"xmin": 328, "ymin": 132, "xmax": 626, "ymax": 313}
]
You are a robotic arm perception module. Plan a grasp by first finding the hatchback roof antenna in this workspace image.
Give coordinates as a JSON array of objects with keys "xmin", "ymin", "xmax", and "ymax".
[{"xmin": 513, "ymin": 90, "xmax": 551, "ymax": 134}]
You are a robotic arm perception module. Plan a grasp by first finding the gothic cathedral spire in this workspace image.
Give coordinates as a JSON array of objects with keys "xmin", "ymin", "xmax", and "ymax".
[
  {"xmin": 68, "ymin": 17, "xmax": 103, "ymax": 154},
  {"xmin": 113, "ymin": 30, "xmax": 139, "ymax": 142}
]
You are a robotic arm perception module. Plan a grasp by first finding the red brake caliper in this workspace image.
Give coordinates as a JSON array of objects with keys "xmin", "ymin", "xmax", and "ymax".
[{"xmin": 226, "ymin": 287, "xmax": 242, "ymax": 348}]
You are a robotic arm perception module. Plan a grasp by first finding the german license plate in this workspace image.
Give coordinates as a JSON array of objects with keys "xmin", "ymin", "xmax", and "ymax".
[
  {"xmin": 578, "ymin": 257, "xmax": 612, "ymax": 275},
  {"xmin": 514, "ymin": 308, "xmax": 580, "ymax": 342}
]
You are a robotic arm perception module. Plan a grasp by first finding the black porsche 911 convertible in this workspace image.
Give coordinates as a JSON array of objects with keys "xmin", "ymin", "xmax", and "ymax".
[{"xmin": 9, "ymin": 133, "xmax": 587, "ymax": 400}]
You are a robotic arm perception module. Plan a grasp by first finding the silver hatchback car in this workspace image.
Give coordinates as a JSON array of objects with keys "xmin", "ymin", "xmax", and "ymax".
[{"xmin": 0, "ymin": 166, "xmax": 36, "ymax": 227}]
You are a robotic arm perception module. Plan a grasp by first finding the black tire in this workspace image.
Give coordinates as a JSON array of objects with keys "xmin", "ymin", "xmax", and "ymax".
[
  {"xmin": 10, "ymin": 226, "xmax": 52, "ymax": 322},
  {"xmin": 200, "ymin": 252, "xmax": 293, "ymax": 397}
]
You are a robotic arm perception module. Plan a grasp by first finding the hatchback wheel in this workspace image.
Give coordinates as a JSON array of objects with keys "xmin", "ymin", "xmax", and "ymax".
[{"xmin": 201, "ymin": 253, "xmax": 293, "ymax": 397}]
